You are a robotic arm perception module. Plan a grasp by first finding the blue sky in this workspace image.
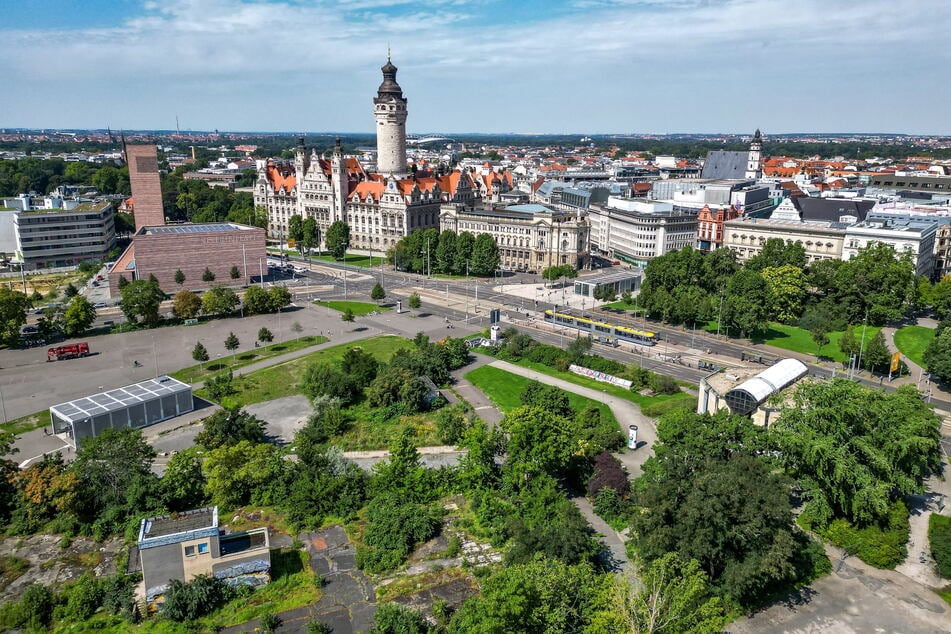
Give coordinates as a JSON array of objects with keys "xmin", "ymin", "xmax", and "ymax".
[{"xmin": 1, "ymin": 0, "xmax": 949, "ymax": 135}]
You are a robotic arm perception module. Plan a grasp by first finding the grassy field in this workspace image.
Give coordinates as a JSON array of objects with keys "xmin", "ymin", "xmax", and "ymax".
[
  {"xmin": 744, "ymin": 323, "xmax": 880, "ymax": 363},
  {"xmin": 465, "ymin": 365, "xmax": 618, "ymax": 427},
  {"xmin": 170, "ymin": 336, "xmax": 327, "ymax": 384},
  {"xmin": 0, "ymin": 409, "xmax": 51, "ymax": 436},
  {"xmin": 331, "ymin": 401, "xmax": 443, "ymax": 450},
  {"xmin": 312, "ymin": 253, "xmax": 384, "ymax": 268},
  {"xmin": 600, "ymin": 299, "xmax": 637, "ymax": 311},
  {"xmin": 499, "ymin": 357, "xmax": 693, "ymax": 410},
  {"xmin": 894, "ymin": 326, "xmax": 935, "ymax": 367},
  {"xmin": 314, "ymin": 300, "xmax": 391, "ymax": 316},
  {"xmin": 204, "ymin": 335, "xmax": 409, "ymax": 408}
]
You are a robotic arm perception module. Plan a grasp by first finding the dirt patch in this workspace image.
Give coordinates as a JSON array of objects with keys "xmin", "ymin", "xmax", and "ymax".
[{"xmin": 0, "ymin": 534, "xmax": 124, "ymax": 601}]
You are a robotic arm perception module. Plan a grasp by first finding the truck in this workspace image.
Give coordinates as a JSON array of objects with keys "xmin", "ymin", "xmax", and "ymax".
[{"xmin": 47, "ymin": 343, "xmax": 90, "ymax": 362}]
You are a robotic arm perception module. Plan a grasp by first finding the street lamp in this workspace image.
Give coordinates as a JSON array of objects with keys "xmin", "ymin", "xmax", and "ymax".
[{"xmin": 342, "ymin": 242, "xmax": 349, "ymax": 299}]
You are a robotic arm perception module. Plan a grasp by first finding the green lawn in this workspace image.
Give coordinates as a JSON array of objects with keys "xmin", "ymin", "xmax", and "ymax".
[
  {"xmin": 750, "ymin": 323, "xmax": 880, "ymax": 363},
  {"xmin": 0, "ymin": 409, "xmax": 51, "ymax": 436},
  {"xmin": 315, "ymin": 300, "xmax": 391, "ymax": 316},
  {"xmin": 312, "ymin": 253, "xmax": 384, "ymax": 268},
  {"xmin": 330, "ymin": 401, "xmax": 443, "ymax": 451},
  {"xmin": 894, "ymin": 326, "xmax": 934, "ymax": 368},
  {"xmin": 465, "ymin": 365, "xmax": 618, "ymax": 428},
  {"xmin": 500, "ymin": 356, "xmax": 693, "ymax": 411},
  {"xmin": 600, "ymin": 300, "xmax": 637, "ymax": 311},
  {"xmin": 204, "ymin": 335, "xmax": 409, "ymax": 408},
  {"xmin": 170, "ymin": 336, "xmax": 327, "ymax": 384}
]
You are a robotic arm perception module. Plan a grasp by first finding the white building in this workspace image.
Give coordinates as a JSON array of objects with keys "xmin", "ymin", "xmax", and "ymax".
[
  {"xmin": 13, "ymin": 201, "xmax": 116, "ymax": 269},
  {"xmin": 843, "ymin": 219, "xmax": 937, "ymax": 277},
  {"xmin": 440, "ymin": 203, "xmax": 589, "ymax": 272},
  {"xmin": 588, "ymin": 196, "xmax": 697, "ymax": 266}
]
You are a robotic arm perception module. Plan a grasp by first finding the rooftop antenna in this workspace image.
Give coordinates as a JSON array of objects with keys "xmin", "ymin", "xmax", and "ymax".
[
  {"xmin": 387, "ymin": 43, "xmax": 391, "ymax": 62},
  {"xmin": 176, "ymin": 115, "xmax": 180, "ymax": 136}
]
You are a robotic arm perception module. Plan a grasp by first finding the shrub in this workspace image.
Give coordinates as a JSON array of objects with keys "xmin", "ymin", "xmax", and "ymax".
[
  {"xmin": 587, "ymin": 452, "xmax": 630, "ymax": 497},
  {"xmin": 807, "ymin": 501, "xmax": 910, "ymax": 569},
  {"xmin": 370, "ymin": 602, "xmax": 431, "ymax": 633},
  {"xmin": 435, "ymin": 405, "xmax": 472, "ymax": 445},
  {"xmin": 650, "ymin": 373, "xmax": 680, "ymax": 395},
  {"xmin": 357, "ymin": 495, "xmax": 440, "ymax": 574},
  {"xmin": 930, "ymin": 513, "xmax": 951, "ymax": 579},
  {"xmin": 161, "ymin": 575, "xmax": 234, "ymax": 621},
  {"xmin": 593, "ymin": 487, "xmax": 627, "ymax": 527}
]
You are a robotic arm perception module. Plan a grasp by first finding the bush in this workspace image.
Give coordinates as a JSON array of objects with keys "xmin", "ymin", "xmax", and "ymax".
[
  {"xmin": 806, "ymin": 501, "xmax": 910, "ymax": 569},
  {"xmin": 435, "ymin": 404, "xmax": 472, "ymax": 445},
  {"xmin": 650, "ymin": 373, "xmax": 680, "ymax": 395},
  {"xmin": 161, "ymin": 575, "xmax": 234, "ymax": 621},
  {"xmin": 930, "ymin": 513, "xmax": 951, "ymax": 579},
  {"xmin": 586, "ymin": 452, "xmax": 630, "ymax": 498},
  {"xmin": 357, "ymin": 495, "xmax": 440, "ymax": 574},
  {"xmin": 370, "ymin": 602, "xmax": 432, "ymax": 633}
]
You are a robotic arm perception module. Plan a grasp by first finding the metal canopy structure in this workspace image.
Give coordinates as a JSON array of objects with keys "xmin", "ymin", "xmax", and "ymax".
[
  {"xmin": 50, "ymin": 376, "xmax": 193, "ymax": 447},
  {"xmin": 724, "ymin": 358, "xmax": 808, "ymax": 416}
]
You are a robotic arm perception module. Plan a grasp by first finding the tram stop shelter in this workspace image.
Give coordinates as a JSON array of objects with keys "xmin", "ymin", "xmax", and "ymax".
[
  {"xmin": 50, "ymin": 376, "xmax": 193, "ymax": 448},
  {"xmin": 696, "ymin": 358, "xmax": 808, "ymax": 427}
]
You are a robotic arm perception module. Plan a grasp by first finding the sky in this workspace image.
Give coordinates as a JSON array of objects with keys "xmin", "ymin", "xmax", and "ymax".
[{"xmin": 1, "ymin": 0, "xmax": 949, "ymax": 135}]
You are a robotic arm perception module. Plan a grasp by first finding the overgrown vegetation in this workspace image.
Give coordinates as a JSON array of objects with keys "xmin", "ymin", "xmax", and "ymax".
[{"xmin": 930, "ymin": 513, "xmax": 951, "ymax": 579}]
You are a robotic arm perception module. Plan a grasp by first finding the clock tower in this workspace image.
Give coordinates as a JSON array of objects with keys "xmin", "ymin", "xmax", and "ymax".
[{"xmin": 373, "ymin": 53, "xmax": 408, "ymax": 177}]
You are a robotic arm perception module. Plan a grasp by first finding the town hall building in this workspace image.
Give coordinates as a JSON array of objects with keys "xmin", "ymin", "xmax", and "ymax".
[{"xmin": 254, "ymin": 57, "xmax": 490, "ymax": 252}]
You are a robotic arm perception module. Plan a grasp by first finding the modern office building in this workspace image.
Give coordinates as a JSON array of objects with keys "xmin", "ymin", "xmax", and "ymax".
[
  {"xmin": 587, "ymin": 197, "xmax": 697, "ymax": 266},
  {"xmin": 13, "ymin": 201, "xmax": 116, "ymax": 269}
]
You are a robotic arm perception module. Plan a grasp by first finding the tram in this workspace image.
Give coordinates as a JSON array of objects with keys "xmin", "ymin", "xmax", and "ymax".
[{"xmin": 544, "ymin": 309, "xmax": 658, "ymax": 346}]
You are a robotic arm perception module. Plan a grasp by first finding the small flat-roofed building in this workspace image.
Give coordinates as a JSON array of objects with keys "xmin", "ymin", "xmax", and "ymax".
[
  {"xmin": 136, "ymin": 506, "xmax": 271, "ymax": 611},
  {"xmin": 13, "ymin": 201, "xmax": 116, "ymax": 270},
  {"xmin": 573, "ymin": 269, "xmax": 643, "ymax": 300},
  {"xmin": 50, "ymin": 376, "xmax": 193, "ymax": 447},
  {"xmin": 697, "ymin": 358, "xmax": 808, "ymax": 426}
]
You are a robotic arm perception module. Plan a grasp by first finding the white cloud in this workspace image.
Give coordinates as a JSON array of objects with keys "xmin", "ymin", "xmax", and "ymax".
[{"xmin": 0, "ymin": 0, "xmax": 948, "ymax": 132}]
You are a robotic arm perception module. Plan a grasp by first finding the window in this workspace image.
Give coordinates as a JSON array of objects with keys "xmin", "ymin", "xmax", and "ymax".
[
  {"xmin": 184, "ymin": 545, "xmax": 196, "ymax": 557},
  {"xmin": 197, "ymin": 543, "xmax": 209, "ymax": 554}
]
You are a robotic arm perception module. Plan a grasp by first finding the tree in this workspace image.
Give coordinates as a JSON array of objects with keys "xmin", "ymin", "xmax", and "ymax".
[
  {"xmin": 229, "ymin": 265, "xmax": 241, "ymax": 280},
  {"xmin": 408, "ymin": 292, "xmax": 421, "ymax": 309},
  {"xmin": 832, "ymin": 242, "xmax": 915, "ymax": 325},
  {"xmin": 203, "ymin": 440, "xmax": 288, "ymax": 509},
  {"xmin": 303, "ymin": 361, "xmax": 359, "ymax": 404},
  {"xmin": 627, "ymin": 553, "xmax": 726, "ymax": 634},
  {"xmin": 0, "ymin": 288, "xmax": 29, "ymax": 345},
  {"xmin": 196, "ymin": 407, "xmax": 266, "ymax": 449},
  {"xmin": 224, "ymin": 331, "xmax": 240, "ymax": 361},
  {"xmin": 201, "ymin": 266, "xmax": 216, "ymax": 282},
  {"xmin": 117, "ymin": 275, "xmax": 129, "ymax": 290},
  {"xmin": 62, "ymin": 295, "xmax": 97, "ymax": 337},
  {"xmin": 471, "ymin": 233, "xmax": 500, "ymax": 276},
  {"xmin": 341, "ymin": 307, "xmax": 355, "ymax": 322},
  {"xmin": 810, "ymin": 325, "xmax": 830, "ymax": 360},
  {"xmin": 161, "ymin": 575, "xmax": 234, "ymax": 622},
  {"xmin": 302, "ymin": 217, "xmax": 319, "ymax": 255},
  {"xmin": 746, "ymin": 237, "xmax": 807, "ymax": 272},
  {"xmin": 723, "ymin": 269, "xmax": 769, "ymax": 336},
  {"xmin": 371, "ymin": 282, "xmax": 386, "ymax": 302},
  {"xmin": 161, "ymin": 448, "xmax": 208, "ymax": 512},
  {"xmin": 257, "ymin": 327, "xmax": 273, "ymax": 344},
  {"xmin": 268, "ymin": 285, "xmax": 292, "ymax": 311},
  {"xmin": 761, "ymin": 265, "xmax": 807, "ymax": 323},
  {"xmin": 341, "ymin": 347, "xmax": 380, "ymax": 387},
  {"xmin": 435, "ymin": 229, "xmax": 456, "ymax": 274},
  {"xmin": 172, "ymin": 289, "xmax": 202, "ymax": 319},
  {"xmin": 119, "ymin": 279, "xmax": 166, "ymax": 326},
  {"xmin": 501, "ymin": 405, "xmax": 582, "ymax": 481},
  {"xmin": 63, "ymin": 282, "xmax": 79, "ymax": 299},
  {"xmin": 839, "ymin": 324, "xmax": 859, "ymax": 359},
  {"xmin": 634, "ymin": 452, "xmax": 801, "ymax": 606},
  {"xmin": 861, "ymin": 330, "xmax": 891, "ymax": 373},
  {"xmin": 924, "ymin": 326, "xmax": 951, "ymax": 382},
  {"xmin": 453, "ymin": 231, "xmax": 475, "ymax": 275},
  {"xmin": 192, "ymin": 341, "xmax": 209, "ymax": 369},
  {"xmin": 772, "ymin": 380, "xmax": 942, "ymax": 526},
  {"xmin": 201, "ymin": 286, "xmax": 239, "ymax": 315},
  {"xmin": 448, "ymin": 557, "xmax": 623, "ymax": 634},
  {"xmin": 242, "ymin": 285, "xmax": 271, "ymax": 315},
  {"xmin": 326, "ymin": 220, "xmax": 350, "ymax": 260},
  {"xmin": 288, "ymin": 214, "xmax": 304, "ymax": 253},
  {"xmin": 71, "ymin": 428, "xmax": 158, "ymax": 531},
  {"xmin": 174, "ymin": 269, "xmax": 186, "ymax": 286}
]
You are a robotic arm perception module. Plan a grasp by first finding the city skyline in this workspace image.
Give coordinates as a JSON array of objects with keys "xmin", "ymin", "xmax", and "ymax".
[{"xmin": 2, "ymin": 0, "xmax": 949, "ymax": 135}]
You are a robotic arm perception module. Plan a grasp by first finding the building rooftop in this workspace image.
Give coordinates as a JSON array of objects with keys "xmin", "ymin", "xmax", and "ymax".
[
  {"xmin": 140, "ymin": 507, "xmax": 218, "ymax": 540},
  {"xmin": 142, "ymin": 222, "xmax": 251, "ymax": 236},
  {"xmin": 701, "ymin": 151, "xmax": 749, "ymax": 179},
  {"xmin": 575, "ymin": 269, "xmax": 643, "ymax": 285},
  {"xmin": 50, "ymin": 375, "xmax": 190, "ymax": 424}
]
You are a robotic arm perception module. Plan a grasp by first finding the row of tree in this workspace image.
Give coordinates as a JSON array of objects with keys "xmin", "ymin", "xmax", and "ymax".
[
  {"xmin": 0, "ymin": 157, "xmax": 130, "ymax": 198},
  {"xmin": 389, "ymin": 229, "xmax": 500, "ymax": 276},
  {"xmin": 638, "ymin": 240, "xmax": 919, "ymax": 338}
]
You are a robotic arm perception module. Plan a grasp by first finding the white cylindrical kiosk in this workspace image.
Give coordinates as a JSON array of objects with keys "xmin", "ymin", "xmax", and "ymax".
[{"xmin": 628, "ymin": 425, "xmax": 638, "ymax": 449}]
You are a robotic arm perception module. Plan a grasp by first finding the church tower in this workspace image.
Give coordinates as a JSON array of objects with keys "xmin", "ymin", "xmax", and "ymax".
[
  {"xmin": 373, "ymin": 53, "xmax": 408, "ymax": 177},
  {"xmin": 745, "ymin": 128, "xmax": 762, "ymax": 179}
]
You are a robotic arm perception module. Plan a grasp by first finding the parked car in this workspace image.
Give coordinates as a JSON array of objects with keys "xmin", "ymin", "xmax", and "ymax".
[{"xmin": 93, "ymin": 302, "xmax": 107, "ymax": 309}]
